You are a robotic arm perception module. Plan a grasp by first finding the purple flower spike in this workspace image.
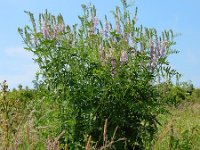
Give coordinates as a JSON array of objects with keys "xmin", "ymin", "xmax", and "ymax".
[
  {"xmin": 116, "ymin": 16, "xmax": 121, "ymax": 34},
  {"xmin": 53, "ymin": 26, "xmax": 58, "ymax": 38},
  {"xmin": 100, "ymin": 29, "xmax": 104, "ymax": 35},
  {"xmin": 58, "ymin": 23, "xmax": 65, "ymax": 32},
  {"xmin": 150, "ymin": 41, "xmax": 154, "ymax": 60},
  {"xmin": 93, "ymin": 16, "xmax": 98, "ymax": 27},
  {"xmin": 120, "ymin": 51, "xmax": 128, "ymax": 64},
  {"xmin": 124, "ymin": 33, "xmax": 130, "ymax": 44},
  {"xmin": 156, "ymin": 41, "xmax": 161, "ymax": 57},
  {"xmin": 92, "ymin": 16, "xmax": 98, "ymax": 33},
  {"xmin": 106, "ymin": 48, "xmax": 114, "ymax": 59},
  {"xmin": 111, "ymin": 58, "xmax": 117, "ymax": 77},
  {"xmin": 42, "ymin": 24, "xmax": 50, "ymax": 39},
  {"xmin": 151, "ymin": 56, "xmax": 157, "ymax": 68},
  {"xmin": 160, "ymin": 41, "xmax": 168, "ymax": 57},
  {"xmin": 150, "ymin": 41, "xmax": 157, "ymax": 71},
  {"xmin": 116, "ymin": 21, "xmax": 121, "ymax": 34},
  {"xmin": 53, "ymin": 23, "xmax": 65, "ymax": 38},
  {"xmin": 104, "ymin": 21, "xmax": 109, "ymax": 38}
]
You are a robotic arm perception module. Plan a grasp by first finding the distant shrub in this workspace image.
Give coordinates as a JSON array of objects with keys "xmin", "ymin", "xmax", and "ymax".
[{"xmin": 166, "ymin": 86, "xmax": 186, "ymax": 107}]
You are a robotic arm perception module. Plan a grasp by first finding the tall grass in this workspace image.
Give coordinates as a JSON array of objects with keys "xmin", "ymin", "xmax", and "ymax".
[{"xmin": 153, "ymin": 100, "xmax": 200, "ymax": 150}]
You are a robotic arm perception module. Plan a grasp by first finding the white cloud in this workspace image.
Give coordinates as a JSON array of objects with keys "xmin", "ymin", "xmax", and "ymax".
[{"xmin": 0, "ymin": 47, "xmax": 38, "ymax": 89}]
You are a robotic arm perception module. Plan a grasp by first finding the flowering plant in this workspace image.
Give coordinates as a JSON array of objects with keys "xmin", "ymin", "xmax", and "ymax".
[{"xmin": 19, "ymin": 1, "xmax": 179, "ymax": 149}]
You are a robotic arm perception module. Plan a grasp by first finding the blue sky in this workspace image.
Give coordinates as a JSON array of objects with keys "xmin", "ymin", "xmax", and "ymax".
[{"xmin": 0, "ymin": 0, "xmax": 200, "ymax": 89}]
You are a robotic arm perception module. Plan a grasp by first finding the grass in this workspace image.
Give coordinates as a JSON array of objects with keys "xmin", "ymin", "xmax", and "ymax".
[
  {"xmin": 153, "ymin": 100, "xmax": 200, "ymax": 150},
  {"xmin": 2, "ymin": 101, "xmax": 199, "ymax": 149}
]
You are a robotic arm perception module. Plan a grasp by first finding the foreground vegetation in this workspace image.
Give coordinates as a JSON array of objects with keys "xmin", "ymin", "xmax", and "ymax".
[
  {"xmin": 154, "ymin": 94, "xmax": 200, "ymax": 150},
  {"xmin": 1, "ymin": 0, "xmax": 199, "ymax": 149},
  {"xmin": 0, "ymin": 81, "xmax": 199, "ymax": 149}
]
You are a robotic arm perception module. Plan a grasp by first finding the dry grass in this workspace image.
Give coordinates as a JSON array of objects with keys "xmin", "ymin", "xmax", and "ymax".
[{"xmin": 84, "ymin": 119, "xmax": 127, "ymax": 150}]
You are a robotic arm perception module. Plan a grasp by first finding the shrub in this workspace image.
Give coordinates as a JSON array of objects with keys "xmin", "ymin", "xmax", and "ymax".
[{"xmin": 18, "ymin": 0, "xmax": 179, "ymax": 149}]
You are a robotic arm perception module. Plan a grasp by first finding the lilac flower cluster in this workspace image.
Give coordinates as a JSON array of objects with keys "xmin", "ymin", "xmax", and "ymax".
[
  {"xmin": 91, "ymin": 16, "xmax": 99, "ymax": 34},
  {"xmin": 99, "ymin": 44, "xmax": 129, "ymax": 77},
  {"xmin": 99, "ymin": 46, "xmax": 114, "ymax": 65},
  {"xmin": 41, "ymin": 22, "xmax": 50, "ymax": 38},
  {"xmin": 53, "ymin": 23, "xmax": 65, "ymax": 38},
  {"xmin": 116, "ymin": 16, "xmax": 121, "ymax": 34},
  {"xmin": 99, "ymin": 47, "xmax": 117, "ymax": 76},
  {"xmin": 150, "ymin": 40, "xmax": 168, "ymax": 71},
  {"xmin": 99, "ymin": 44, "xmax": 105, "ymax": 65},
  {"xmin": 111, "ymin": 58, "xmax": 117, "ymax": 76},
  {"xmin": 100, "ymin": 21, "xmax": 109, "ymax": 38},
  {"xmin": 150, "ymin": 41, "xmax": 156, "ymax": 69},
  {"xmin": 120, "ymin": 51, "xmax": 128, "ymax": 64},
  {"xmin": 41, "ymin": 21, "xmax": 65, "ymax": 39}
]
